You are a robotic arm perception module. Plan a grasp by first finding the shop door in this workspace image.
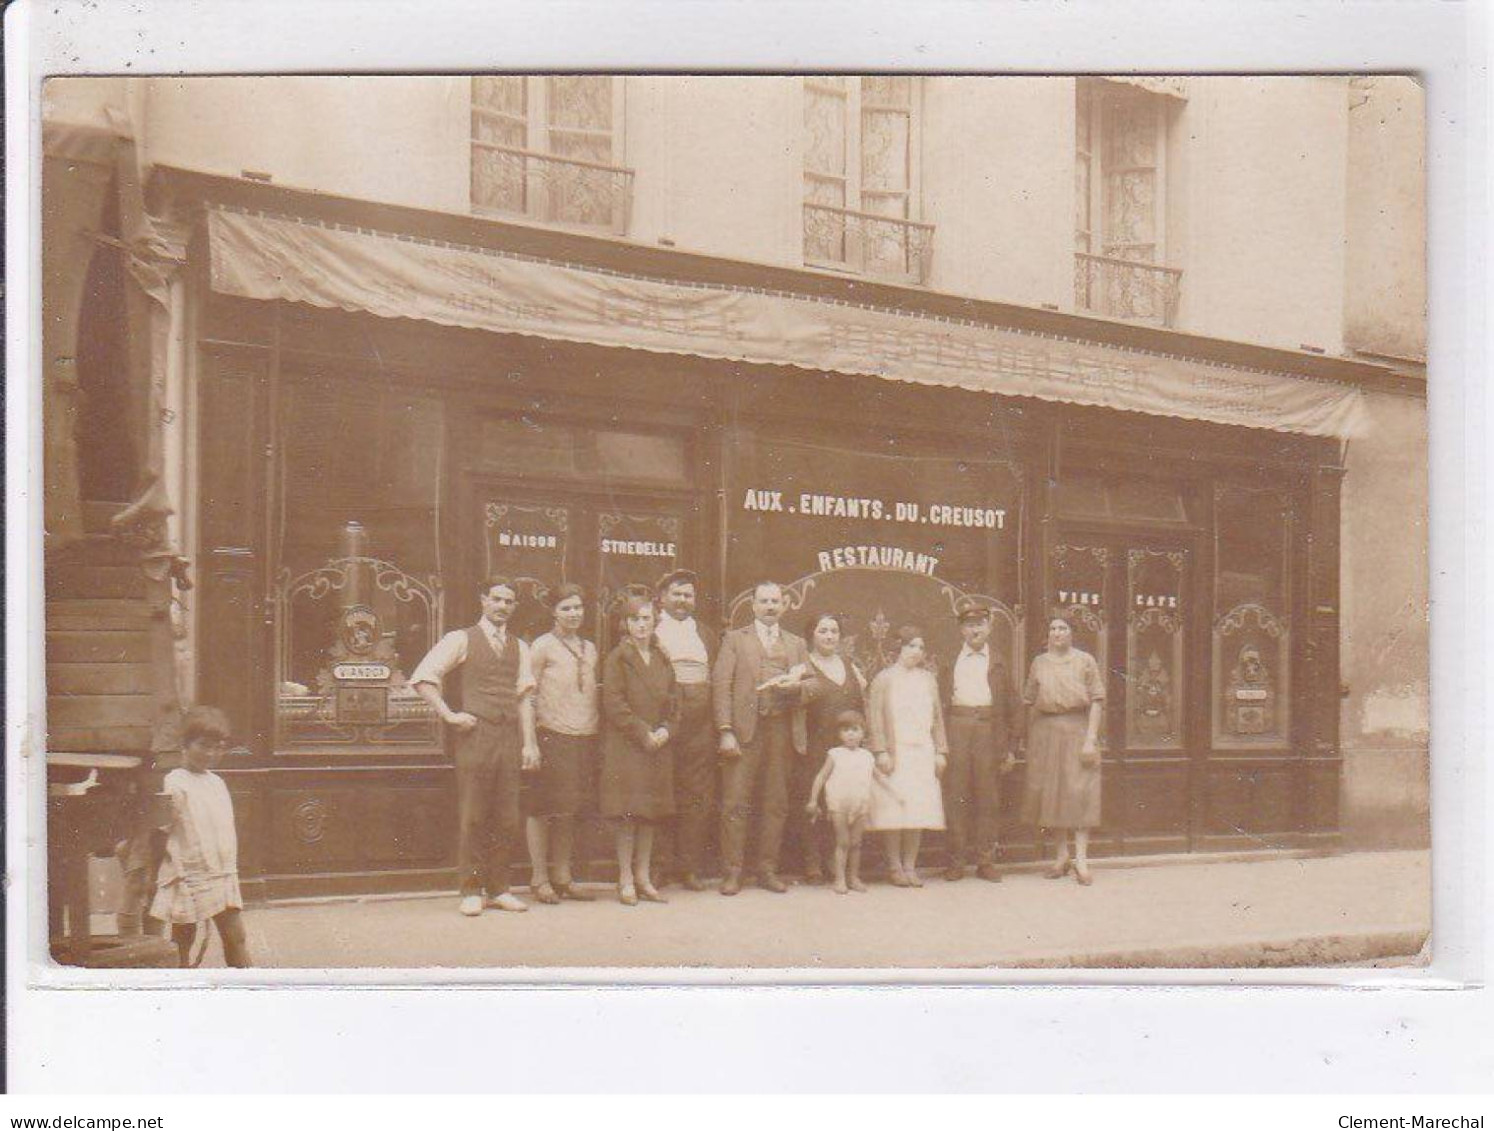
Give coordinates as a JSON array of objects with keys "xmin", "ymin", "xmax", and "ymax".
[
  {"xmin": 1048, "ymin": 532, "xmax": 1199, "ymax": 854},
  {"xmin": 459, "ymin": 474, "xmax": 694, "ymax": 656}
]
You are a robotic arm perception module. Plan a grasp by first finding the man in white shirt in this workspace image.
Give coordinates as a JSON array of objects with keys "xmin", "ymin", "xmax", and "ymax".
[
  {"xmin": 653, "ymin": 569, "xmax": 719, "ymax": 891},
  {"xmin": 938, "ymin": 597, "xmax": 1023, "ymax": 882},
  {"xmin": 412, "ymin": 576, "xmax": 540, "ymax": 916}
]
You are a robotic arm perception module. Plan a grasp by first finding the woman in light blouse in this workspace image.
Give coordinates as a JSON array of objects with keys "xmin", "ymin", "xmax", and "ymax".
[
  {"xmin": 865, "ymin": 625, "xmax": 948, "ymax": 886},
  {"xmin": 524, "ymin": 583, "xmax": 600, "ymax": 903},
  {"xmin": 1021, "ymin": 615, "xmax": 1106, "ymax": 885}
]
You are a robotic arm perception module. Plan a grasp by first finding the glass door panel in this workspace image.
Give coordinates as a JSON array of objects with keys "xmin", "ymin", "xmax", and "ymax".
[
  {"xmin": 1125, "ymin": 547, "xmax": 1187, "ymax": 750},
  {"xmin": 594, "ymin": 507, "xmax": 685, "ymax": 657},
  {"xmin": 479, "ymin": 498, "xmax": 576, "ymax": 641},
  {"xmin": 1050, "ymin": 542, "xmax": 1111, "ymax": 751}
]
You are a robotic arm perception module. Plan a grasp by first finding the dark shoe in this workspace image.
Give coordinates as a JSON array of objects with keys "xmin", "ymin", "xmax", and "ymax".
[
  {"xmin": 533, "ymin": 882, "xmax": 561, "ymax": 906},
  {"xmin": 555, "ymin": 882, "xmax": 595, "ymax": 902},
  {"xmin": 681, "ymin": 873, "xmax": 708, "ymax": 893},
  {"xmin": 976, "ymin": 863, "xmax": 1004, "ymax": 883},
  {"xmin": 759, "ymin": 871, "xmax": 789, "ymax": 894},
  {"xmin": 943, "ymin": 864, "xmax": 965, "ymax": 882},
  {"xmin": 720, "ymin": 869, "xmax": 743, "ymax": 897}
]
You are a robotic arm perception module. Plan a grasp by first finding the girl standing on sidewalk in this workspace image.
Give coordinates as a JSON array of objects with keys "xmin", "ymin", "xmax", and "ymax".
[
  {"xmin": 150, "ymin": 706, "xmax": 251, "ymax": 967},
  {"xmin": 804, "ymin": 709, "xmax": 879, "ymax": 893}
]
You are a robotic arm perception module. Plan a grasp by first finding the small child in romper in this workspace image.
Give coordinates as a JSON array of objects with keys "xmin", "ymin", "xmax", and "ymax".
[
  {"xmin": 150, "ymin": 706, "xmax": 251, "ymax": 967},
  {"xmin": 805, "ymin": 710, "xmax": 880, "ymax": 894}
]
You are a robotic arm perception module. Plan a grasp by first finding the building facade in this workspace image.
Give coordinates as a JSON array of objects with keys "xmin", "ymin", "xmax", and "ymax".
[{"xmin": 41, "ymin": 75, "xmax": 1427, "ymax": 901}]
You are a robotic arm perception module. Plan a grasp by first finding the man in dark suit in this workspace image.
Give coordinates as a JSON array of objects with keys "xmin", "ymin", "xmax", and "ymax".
[
  {"xmin": 711, "ymin": 580, "xmax": 810, "ymax": 895},
  {"xmin": 653, "ymin": 568, "xmax": 719, "ymax": 891},
  {"xmin": 938, "ymin": 597, "xmax": 1023, "ymax": 882}
]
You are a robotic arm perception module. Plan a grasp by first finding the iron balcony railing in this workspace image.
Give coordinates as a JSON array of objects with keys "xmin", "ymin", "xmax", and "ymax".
[
  {"xmin": 471, "ymin": 139, "xmax": 635, "ymax": 235},
  {"xmin": 803, "ymin": 202, "xmax": 935, "ymax": 285},
  {"xmin": 1074, "ymin": 252, "xmax": 1183, "ymax": 328}
]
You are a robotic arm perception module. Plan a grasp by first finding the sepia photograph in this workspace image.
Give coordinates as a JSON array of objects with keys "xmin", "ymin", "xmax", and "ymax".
[{"xmin": 34, "ymin": 71, "xmax": 1430, "ymax": 975}]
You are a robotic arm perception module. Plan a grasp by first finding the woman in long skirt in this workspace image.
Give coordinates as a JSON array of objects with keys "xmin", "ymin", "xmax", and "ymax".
[{"xmin": 1021, "ymin": 616, "xmax": 1105, "ymax": 885}]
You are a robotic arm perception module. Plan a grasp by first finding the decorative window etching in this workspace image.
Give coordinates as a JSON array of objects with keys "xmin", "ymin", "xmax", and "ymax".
[
  {"xmin": 471, "ymin": 77, "xmax": 528, "ymax": 214},
  {"xmin": 1125, "ymin": 547, "xmax": 1186, "ymax": 750},
  {"xmin": 1051, "ymin": 543, "xmax": 1110, "ymax": 750},
  {"xmin": 1212, "ymin": 485, "xmax": 1293, "ymax": 748},
  {"xmin": 596, "ymin": 510, "xmax": 683, "ymax": 656},
  {"xmin": 803, "ymin": 77, "xmax": 931, "ymax": 283},
  {"xmin": 1074, "ymin": 79, "xmax": 1180, "ymax": 326},
  {"xmin": 471, "ymin": 76, "xmax": 631, "ymax": 234},
  {"xmin": 483, "ymin": 501, "xmax": 572, "ymax": 641}
]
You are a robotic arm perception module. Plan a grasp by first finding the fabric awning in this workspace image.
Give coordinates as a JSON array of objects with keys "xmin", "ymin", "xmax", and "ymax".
[{"xmin": 206, "ymin": 207, "xmax": 1364, "ymax": 439}]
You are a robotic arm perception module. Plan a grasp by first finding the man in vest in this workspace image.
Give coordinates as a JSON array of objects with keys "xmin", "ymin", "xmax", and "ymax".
[
  {"xmin": 712, "ymin": 580, "xmax": 811, "ymax": 895},
  {"xmin": 652, "ymin": 568, "xmax": 719, "ymax": 891},
  {"xmin": 412, "ymin": 576, "xmax": 540, "ymax": 916},
  {"xmin": 937, "ymin": 597, "xmax": 1023, "ymax": 882}
]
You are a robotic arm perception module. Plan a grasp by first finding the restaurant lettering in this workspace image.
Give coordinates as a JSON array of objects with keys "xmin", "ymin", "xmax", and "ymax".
[{"xmin": 816, "ymin": 546, "xmax": 941, "ymax": 576}]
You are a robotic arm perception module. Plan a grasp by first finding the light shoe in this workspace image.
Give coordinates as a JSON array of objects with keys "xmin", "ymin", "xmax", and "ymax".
[
  {"xmin": 459, "ymin": 894, "xmax": 483, "ymax": 917},
  {"xmin": 485, "ymin": 892, "xmax": 529, "ymax": 913}
]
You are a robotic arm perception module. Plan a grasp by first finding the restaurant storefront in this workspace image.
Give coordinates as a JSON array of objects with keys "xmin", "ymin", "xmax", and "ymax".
[{"xmin": 166, "ymin": 169, "xmax": 1368, "ymax": 897}]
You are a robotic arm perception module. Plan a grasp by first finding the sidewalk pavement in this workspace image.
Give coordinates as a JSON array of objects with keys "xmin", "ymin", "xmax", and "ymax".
[{"xmin": 207, "ymin": 849, "xmax": 1428, "ymax": 972}]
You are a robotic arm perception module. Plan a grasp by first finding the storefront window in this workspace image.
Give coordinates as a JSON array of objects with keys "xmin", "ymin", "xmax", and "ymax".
[
  {"xmin": 477, "ymin": 418, "xmax": 688, "ymax": 485},
  {"xmin": 470, "ymin": 75, "xmax": 630, "ymax": 233},
  {"xmin": 1126, "ymin": 548, "xmax": 1186, "ymax": 749},
  {"xmin": 1050, "ymin": 542, "xmax": 1109, "ymax": 752},
  {"xmin": 1212, "ymin": 485, "xmax": 1292, "ymax": 748},
  {"xmin": 274, "ymin": 381, "xmax": 444, "ymax": 750},
  {"xmin": 481, "ymin": 499, "xmax": 573, "ymax": 641},
  {"xmin": 727, "ymin": 437, "xmax": 1023, "ymax": 674},
  {"xmin": 1055, "ymin": 470, "xmax": 1188, "ymax": 523}
]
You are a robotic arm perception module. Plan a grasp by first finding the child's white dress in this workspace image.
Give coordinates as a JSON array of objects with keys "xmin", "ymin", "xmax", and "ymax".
[
  {"xmin": 149, "ymin": 767, "xmax": 243, "ymax": 923},
  {"xmin": 823, "ymin": 746, "xmax": 877, "ymax": 822}
]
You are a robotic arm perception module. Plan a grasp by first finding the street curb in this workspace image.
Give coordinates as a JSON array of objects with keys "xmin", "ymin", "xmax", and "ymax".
[{"xmin": 1005, "ymin": 927, "xmax": 1430, "ymax": 969}]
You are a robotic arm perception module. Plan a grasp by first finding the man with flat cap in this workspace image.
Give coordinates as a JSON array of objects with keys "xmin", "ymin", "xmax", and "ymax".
[
  {"xmin": 937, "ymin": 596, "xmax": 1023, "ymax": 882},
  {"xmin": 652, "ymin": 568, "xmax": 719, "ymax": 891}
]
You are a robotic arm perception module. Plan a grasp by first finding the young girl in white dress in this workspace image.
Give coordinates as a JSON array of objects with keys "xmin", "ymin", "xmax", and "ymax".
[
  {"xmin": 150, "ymin": 706, "xmax": 251, "ymax": 967},
  {"xmin": 805, "ymin": 710, "xmax": 879, "ymax": 893}
]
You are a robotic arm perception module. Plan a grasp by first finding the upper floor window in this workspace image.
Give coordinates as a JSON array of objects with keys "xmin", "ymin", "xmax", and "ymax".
[
  {"xmin": 471, "ymin": 76, "xmax": 632, "ymax": 234},
  {"xmin": 1074, "ymin": 78, "xmax": 1182, "ymax": 327},
  {"xmin": 803, "ymin": 76, "xmax": 933, "ymax": 284}
]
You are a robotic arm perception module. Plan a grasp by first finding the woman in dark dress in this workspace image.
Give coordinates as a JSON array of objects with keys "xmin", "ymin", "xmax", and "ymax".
[
  {"xmin": 796, "ymin": 613, "xmax": 869, "ymax": 882},
  {"xmin": 600, "ymin": 593, "xmax": 679, "ymax": 905}
]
